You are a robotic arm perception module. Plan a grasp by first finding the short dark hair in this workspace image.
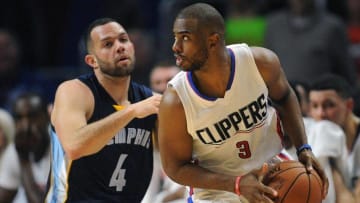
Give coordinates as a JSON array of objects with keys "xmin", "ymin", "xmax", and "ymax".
[
  {"xmin": 289, "ymin": 80, "xmax": 309, "ymax": 103},
  {"xmin": 83, "ymin": 17, "xmax": 118, "ymax": 52},
  {"xmin": 176, "ymin": 3, "xmax": 225, "ymax": 39},
  {"xmin": 12, "ymin": 92, "xmax": 48, "ymax": 117},
  {"xmin": 310, "ymin": 73, "xmax": 354, "ymax": 99}
]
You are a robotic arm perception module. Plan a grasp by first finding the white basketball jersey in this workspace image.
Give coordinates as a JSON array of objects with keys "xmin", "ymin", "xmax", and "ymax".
[{"xmin": 169, "ymin": 43, "xmax": 284, "ymax": 202}]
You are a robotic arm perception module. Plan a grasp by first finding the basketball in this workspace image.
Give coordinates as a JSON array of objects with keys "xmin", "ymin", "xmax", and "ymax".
[{"xmin": 262, "ymin": 160, "xmax": 323, "ymax": 203}]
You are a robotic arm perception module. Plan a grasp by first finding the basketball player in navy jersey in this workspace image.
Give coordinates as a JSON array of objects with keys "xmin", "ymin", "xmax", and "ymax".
[
  {"xmin": 44, "ymin": 18, "xmax": 161, "ymax": 202},
  {"xmin": 158, "ymin": 3, "xmax": 328, "ymax": 203}
]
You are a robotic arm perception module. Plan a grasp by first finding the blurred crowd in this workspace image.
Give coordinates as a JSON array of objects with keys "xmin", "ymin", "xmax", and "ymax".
[
  {"xmin": 0, "ymin": 0, "xmax": 359, "ymax": 102},
  {"xmin": 0, "ymin": 0, "xmax": 360, "ymax": 202}
]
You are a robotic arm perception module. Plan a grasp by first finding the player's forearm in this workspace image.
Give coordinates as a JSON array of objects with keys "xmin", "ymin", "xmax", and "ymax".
[
  {"xmin": 333, "ymin": 168, "xmax": 356, "ymax": 203},
  {"xmin": 166, "ymin": 163, "xmax": 235, "ymax": 193},
  {"xmin": 354, "ymin": 179, "xmax": 360, "ymax": 202},
  {"xmin": 62, "ymin": 106, "xmax": 136, "ymax": 160},
  {"xmin": 276, "ymin": 91, "xmax": 308, "ymax": 148}
]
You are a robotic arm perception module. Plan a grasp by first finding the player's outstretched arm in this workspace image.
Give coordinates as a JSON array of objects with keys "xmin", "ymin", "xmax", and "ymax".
[
  {"xmin": 251, "ymin": 47, "xmax": 329, "ymax": 198},
  {"xmin": 355, "ymin": 179, "xmax": 360, "ymax": 202},
  {"xmin": 51, "ymin": 79, "xmax": 161, "ymax": 160}
]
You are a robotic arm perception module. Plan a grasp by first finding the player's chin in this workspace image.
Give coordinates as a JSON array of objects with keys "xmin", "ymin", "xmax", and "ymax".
[
  {"xmin": 178, "ymin": 63, "xmax": 192, "ymax": 72},
  {"xmin": 175, "ymin": 58, "xmax": 187, "ymax": 69},
  {"xmin": 176, "ymin": 61, "xmax": 185, "ymax": 69}
]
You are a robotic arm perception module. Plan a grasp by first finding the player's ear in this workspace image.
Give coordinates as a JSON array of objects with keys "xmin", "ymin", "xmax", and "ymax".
[
  {"xmin": 85, "ymin": 54, "xmax": 98, "ymax": 69},
  {"xmin": 208, "ymin": 33, "xmax": 219, "ymax": 49},
  {"xmin": 346, "ymin": 98, "xmax": 354, "ymax": 111}
]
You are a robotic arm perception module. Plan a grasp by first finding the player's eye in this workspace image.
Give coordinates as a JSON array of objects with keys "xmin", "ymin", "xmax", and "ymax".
[
  {"xmin": 323, "ymin": 101, "xmax": 336, "ymax": 109},
  {"xmin": 309, "ymin": 103, "xmax": 318, "ymax": 109},
  {"xmin": 104, "ymin": 41, "xmax": 113, "ymax": 47}
]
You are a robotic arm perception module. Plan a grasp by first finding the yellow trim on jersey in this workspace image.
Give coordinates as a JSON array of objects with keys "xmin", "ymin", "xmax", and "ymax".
[
  {"xmin": 63, "ymin": 160, "xmax": 73, "ymax": 203},
  {"xmin": 113, "ymin": 105, "xmax": 125, "ymax": 111}
]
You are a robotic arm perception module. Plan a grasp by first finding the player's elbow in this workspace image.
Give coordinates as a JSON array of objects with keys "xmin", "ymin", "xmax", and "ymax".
[
  {"xmin": 163, "ymin": 167, "xmax": 181, "ymax": 185},
  {"xmin": 61, "ymin": 140, "xmax": 93, "ymax": 160},
  {"xmin": 58, "ymin": 133, "xmax": 99, "ymax": 160},
  {"xmin": 162, "ymin": 160, "xmax": 185, "ymax": 184},
  {"xmin": 65, "ymin": 144, "xmax": 101, "ymax": 160},
  {"xmin": 63, "ymin": 145, "xmax": 83, "ymax": 160}
]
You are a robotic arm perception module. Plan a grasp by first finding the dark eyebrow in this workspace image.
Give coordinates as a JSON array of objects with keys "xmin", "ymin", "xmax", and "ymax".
[
  {"xmin": 100, "ymin": 31, "xmax": 128, "ymax": 41},
  {"xmin": 99, "ymin": 36, "xmax": 113, "ymax": 42},
  {"xmin": 174, "ymin": 30, "xmax": 192, "ymax": 35}
]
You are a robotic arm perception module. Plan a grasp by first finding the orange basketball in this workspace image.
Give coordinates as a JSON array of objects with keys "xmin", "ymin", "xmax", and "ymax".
[{"xmin": 263, "ymin": 160, "xmax": 323, "ymax": 203}]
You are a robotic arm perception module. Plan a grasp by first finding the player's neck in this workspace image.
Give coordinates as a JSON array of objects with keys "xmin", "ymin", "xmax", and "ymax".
[
  {"xmin": 97, "ymin": 74, "xmax": 131, "ymax": 104},
  {"xmin": 192, "ymin": 51, "xmax": 231, "ymax": 98},
  {"xmin": 344, "ymin": 113, "xmax": 360, "ymax": 151}
]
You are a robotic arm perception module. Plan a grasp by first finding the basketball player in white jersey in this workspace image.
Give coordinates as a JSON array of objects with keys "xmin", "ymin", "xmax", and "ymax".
[{"xmin": 158, "ymin": 3, "xmax": 328, "ymax": 203}]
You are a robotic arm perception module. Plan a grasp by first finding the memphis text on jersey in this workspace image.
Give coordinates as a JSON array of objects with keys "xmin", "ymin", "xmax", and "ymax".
[{"xmin": 107, "ymin": 127, "xmax": 152, "ymax": 148}]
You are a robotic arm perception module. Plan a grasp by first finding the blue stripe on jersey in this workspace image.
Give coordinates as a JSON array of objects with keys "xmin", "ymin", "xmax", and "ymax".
[
  {"xmin": 186, "ymin": 48, "xmax": 236, "ymax": 101},
  {"xmin": 227, "ymin": 48, "xmax": 235, "ymax": 90},
  {"xmin": 45, "ymin": 129, "xmax": 68, "ymax": 203}
]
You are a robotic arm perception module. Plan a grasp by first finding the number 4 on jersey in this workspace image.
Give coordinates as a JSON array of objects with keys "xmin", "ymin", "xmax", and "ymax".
[{"xmin": 109, "ymin": 154, "xmax": 128, "ymax": 191}]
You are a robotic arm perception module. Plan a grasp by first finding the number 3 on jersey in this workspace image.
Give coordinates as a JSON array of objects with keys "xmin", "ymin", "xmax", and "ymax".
[
  {"xmin": 109, "ymin": 154, "xmax": 128, "ymax": 191},
  {"xmin": 236, "ymin": 141, "xmax": 251, "ymax": 159}
]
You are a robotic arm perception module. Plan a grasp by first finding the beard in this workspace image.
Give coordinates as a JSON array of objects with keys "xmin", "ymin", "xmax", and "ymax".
[
  {"xmin": 97, "ymin": 56, "xmax": 136, "ymax": 77},
  {"xmin": 181, "ymin": 47, "xmax": 208, "ymax": 72}
]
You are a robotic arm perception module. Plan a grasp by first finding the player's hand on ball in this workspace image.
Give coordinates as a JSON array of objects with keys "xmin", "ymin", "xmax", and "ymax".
[
  {"xmin": 239, "ymin": 163, "xmax": 277, "ymax": 203},
  {"xmin": 298, "ymin": 149, "xmax": 329, "ymax": 199}
]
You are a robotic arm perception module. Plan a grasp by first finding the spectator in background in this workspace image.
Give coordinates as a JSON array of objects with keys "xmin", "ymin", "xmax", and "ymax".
[
  {"xmin": 128, "ymin": 28, "xmax": 156, "ymax": 85},
  {"xmin": 0, "ymin": 92, "xmax": 50, "ymax": 203},
  {"xmin": 303, "ymin": 118, "xmax": 350, "ymax": 203},
  {"xmin": 0, "ymin": 1, "xmax": 48, "ymax": 67},
  {"xmin": 142, "ymin": 61, "xmax": 183, "ymax": 203},
  {"xmin": 308, "ymin": 74, "xmax": 360, "ymax": 202},
  {"xmin": 149, "ymin": 60, "xmax": 180, "ymax": 94},
  {"xmin": 0, "ymin": 28, "xmax": 60, "ymax": 112},
  {"xmin": 265, "ymin": 0, "xmax": 357, "ymax": 86},
  {"xmin": 285, "ymin": 79, "xmax": 352, "ymax": 203},
  {"xmin": 0, "ymin": 29, "xmax": 22, "ymax": 110},
  {"xmin": 347, "ymin": 0, "xmax": 360, "ymax": 83},
  {"xmin": 0, "ymin": 108, "xmax": 15, "ymax": 166},
  {"xmin": 355, "ymin": 145, "xmax": 360, "ymax": 201}
]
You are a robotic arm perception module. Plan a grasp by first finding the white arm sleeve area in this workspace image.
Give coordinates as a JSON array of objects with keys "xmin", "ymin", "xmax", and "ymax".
[
  {"xmin": 0, "ymin": 144, "xmax": 21, "ymax": 189},
  {"xmin": 352, "ymin": 138, "xmax": 360, "ymax": 178},
  {"xmin": 306, "ymin": 119, "xmax": 350, "ymax": 186},
  {"xmin": 307, "ymin": 120, "xmax": 346, "ymax": 158}
]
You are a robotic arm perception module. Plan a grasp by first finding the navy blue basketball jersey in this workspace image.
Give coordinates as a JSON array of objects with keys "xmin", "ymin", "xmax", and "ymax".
[{"xmin": 45, "ymin": 73, "xmax": 156, "ymax": 203}]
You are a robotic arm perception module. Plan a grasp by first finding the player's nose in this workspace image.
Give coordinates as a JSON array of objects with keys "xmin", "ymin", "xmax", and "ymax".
[{"xmin": 172, "ymin": 39, "xmax": 182, "ymax": 53}]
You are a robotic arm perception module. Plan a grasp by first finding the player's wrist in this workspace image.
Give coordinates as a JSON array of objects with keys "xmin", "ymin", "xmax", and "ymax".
[
  {"xmin": 234, "ymin": 176, "xmax": 242, "ymax": 196},
  {"xmin": 296, "ymin": 144, "xmax": 312, "ymax": 156}
]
